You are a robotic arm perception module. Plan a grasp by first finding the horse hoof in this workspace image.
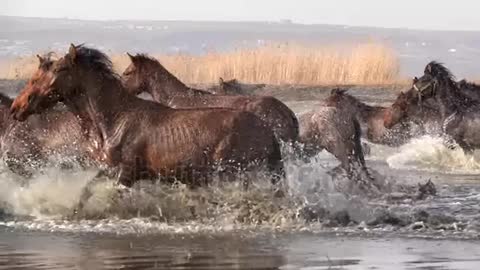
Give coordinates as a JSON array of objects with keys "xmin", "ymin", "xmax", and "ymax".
[{"xmin": 273, "ymin": 188, "xmax": 285, "ymax": 198}]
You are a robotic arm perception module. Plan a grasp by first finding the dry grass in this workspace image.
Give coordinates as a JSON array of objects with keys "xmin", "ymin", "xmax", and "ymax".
[{"xmin": 0, "ymin": 42, "xmax": 401, "ymax": 85}]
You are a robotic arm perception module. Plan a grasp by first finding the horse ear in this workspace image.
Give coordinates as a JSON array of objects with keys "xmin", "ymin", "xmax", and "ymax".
[
  {"xmin": 218, "ymin": 77, "xmax": 224, "ymax": 85},
  {"xmin": 126, "ymin": 52, "xmax": 136, "ymax": 63},
  {"xmin": 331, "ymin": 88, "xmax": 339, "ymax": 95},
  {"xmin": 68, "ymin": 43, "xmax": 77, "ymax": 65},
  {"xmin": 426, "ymin": 63, "xmax": 432, "ymax": 75},
  {"xmin": 36, "ymin": 54, "xmax": 45, "ymax": 65}
]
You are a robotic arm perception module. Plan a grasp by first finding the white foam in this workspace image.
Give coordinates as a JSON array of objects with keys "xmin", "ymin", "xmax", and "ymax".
[{"xmin": 386, "ymin": 135, "xmax": 480, "ymax": 174}]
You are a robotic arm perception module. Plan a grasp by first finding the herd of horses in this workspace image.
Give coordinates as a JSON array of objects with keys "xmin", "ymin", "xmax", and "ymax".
[{"xmin": 1, "ymin": 43, "xmax": 476, "ymax": 206}]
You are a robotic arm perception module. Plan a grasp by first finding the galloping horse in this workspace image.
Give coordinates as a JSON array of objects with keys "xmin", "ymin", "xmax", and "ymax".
[
  {"xmin": 0, "ymin": 54, "xmax": 94, "ymax": 176},
  {"xmin": 10, "ymin": 45, "xmax": 285, "ymax": 188},
  {"xmin": 325, "ymin": 89, "xmax": 413, "ymax": 146},
  {"xmin": 121, "ymin": 54, "xmax": 298, "ymax": 143},
  {"xmin": 208, "ymin": 78, "xmax": 266, "ymax": 95},
  {"xmin": 384, "ymin": 62, "xmax": 480, "ymax": 152}
]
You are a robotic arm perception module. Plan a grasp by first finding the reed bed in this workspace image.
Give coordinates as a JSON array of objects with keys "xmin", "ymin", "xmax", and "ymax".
[{"xmin": 0, "ymin": 42, "xmax": 401, "ymax": 85}]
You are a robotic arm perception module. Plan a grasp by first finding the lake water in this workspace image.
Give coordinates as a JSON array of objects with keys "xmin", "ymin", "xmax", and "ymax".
[{"xmin": 1, "ymin": 87, "xmax": 480, "ymax": 270}]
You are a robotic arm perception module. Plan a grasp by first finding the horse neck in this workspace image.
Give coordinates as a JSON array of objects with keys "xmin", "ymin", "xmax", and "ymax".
[
  {"xmin": 345, "ymin": 97, "xmax": 381, "ymax": 121},
  {"xmin": 439, "ymin": 80, "xmax": 467, "ymax": 113},
  {"xmin": 147, "ymin": 68, "xmax": 207, "ymax": 103},
  {"xmin": 65, "ymin": 75, "xmax": 133, "ymax": 140}
]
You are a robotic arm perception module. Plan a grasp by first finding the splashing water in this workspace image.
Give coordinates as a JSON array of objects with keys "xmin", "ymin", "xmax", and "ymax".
[
  {"xmin": 386, "ymin": 135, "xmax": 480, "ymax": 174},
  {"xmin": 0, "ymin": 145, "xmax": 467, "ymax": 238},
  {"xmin": 0, "ymin": 151, "xmax": 388, "ymax": 235}
]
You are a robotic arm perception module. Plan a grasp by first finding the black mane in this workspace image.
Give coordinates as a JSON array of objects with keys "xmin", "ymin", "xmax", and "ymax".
[
  {"xmin": 70, "ymin": 45, "xmax": 118, "ymax": 80},
  {"xmin": 424, "ymin": 61, "xmax": 455, "ymax": 81},
  {"xmin": 457, "ymin": 79, "xmax": 480, "ymax": 89}
]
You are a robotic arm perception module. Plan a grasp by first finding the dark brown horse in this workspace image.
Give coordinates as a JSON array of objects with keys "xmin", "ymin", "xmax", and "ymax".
[
  {"xmin": 325, "ymin": 89, "xmax": 413, "ymax": 146},
  {"xmin": 121, "ymin": 54, "xmax": 298, "ymax": 143},
  {"xmin": 385, "ymin": 62, "xmax": 480, "ymax": 152},
  {"xmin": 0, "ymin": 55, "xmax": 95, "ymax": 176},
  {"xmin": 208, "ymin": 78, "xmax": 266, "ymax": 95},
  {"xmin": 410, "ymin": 61, "xmax": 477, "ymax": 122},
  {"xmin": 456, "ymin": 79, "xmax": 480, "ymax": 102},
  {"xmin": 10, "ymin": 44, "xmax": 284, "ymax": 189}
]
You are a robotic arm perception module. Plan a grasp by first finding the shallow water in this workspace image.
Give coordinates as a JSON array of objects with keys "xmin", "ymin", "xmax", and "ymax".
[{"xmin": 2, "ymin": 88, "xmax": 480, "ymax": 269}]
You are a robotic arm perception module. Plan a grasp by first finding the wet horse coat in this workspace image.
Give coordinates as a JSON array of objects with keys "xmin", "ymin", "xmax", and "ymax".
[
  {"xmin": 10, "ymin": 45, "xmax": 285, "ymax": 187},
  {"xmin": 121, "ymin": 54, "xmax": 299, "ymax": 143}
]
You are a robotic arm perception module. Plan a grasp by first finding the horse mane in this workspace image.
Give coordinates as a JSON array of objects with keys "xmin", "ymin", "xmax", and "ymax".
[
  {"xmin": 0, "ymin": 92, "xmax": 13, "ymax": 107},
  {"xmin": 424, "ymin": 61, "xmax": 456, "ymax": 81},
  {"xmin": 133, "ymin": 53, "xmax": 188, "ymax": 87},
  {"xmin": 69, "ymin": 45, "xmax": 119, "ymax": 81},
  {"xmin": 423, "ymin": 62, "xmax": 478, "ymax": 109},
  {"xmin": 457, "ymin": 79, "xmax": 480, "ymax": 89}
]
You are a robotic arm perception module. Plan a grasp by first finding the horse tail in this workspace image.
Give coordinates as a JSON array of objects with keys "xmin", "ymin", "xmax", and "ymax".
[{"xmin": 352, "ymin": 117, "xmax": 366, "ymax": 167}]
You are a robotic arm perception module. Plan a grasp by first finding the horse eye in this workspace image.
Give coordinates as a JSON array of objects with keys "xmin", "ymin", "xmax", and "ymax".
[{"xmin": 28, "ymin": 94, "xmax": 35, "ymax": 104}]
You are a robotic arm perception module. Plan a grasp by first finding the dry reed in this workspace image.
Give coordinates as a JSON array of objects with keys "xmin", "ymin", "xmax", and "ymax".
[{"xmin": 0, "ymin": 42, "xmax": 401, "ymax": 85}]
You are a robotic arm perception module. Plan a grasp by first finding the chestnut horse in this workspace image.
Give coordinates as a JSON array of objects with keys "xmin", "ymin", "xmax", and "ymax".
[
  {"xmin": 121, "ymin": 54, "xmax": 298, "ymax": 143},
  {"xmin": 0, "ymin": 55, "xmax": 95, "ymax": 177},
  {"xmin": 10, "ymin": 44, "xmax": 284, "ymax": 189}
]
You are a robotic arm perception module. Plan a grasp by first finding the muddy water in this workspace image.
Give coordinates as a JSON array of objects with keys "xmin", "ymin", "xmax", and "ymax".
[{"xmin": 1, "ymin": 86, "xmax": 480, "ymax": 270}]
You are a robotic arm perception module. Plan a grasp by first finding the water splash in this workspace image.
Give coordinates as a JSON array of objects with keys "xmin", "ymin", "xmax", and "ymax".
[{"xmin": 386, "ymin": 135, "xmax": 480, "ymax": 174}]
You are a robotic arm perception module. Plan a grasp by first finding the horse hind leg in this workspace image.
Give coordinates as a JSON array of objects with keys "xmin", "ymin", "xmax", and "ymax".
[{"xmin": 266, "ymin": 137, "xmax": 286, "ymax": 197}]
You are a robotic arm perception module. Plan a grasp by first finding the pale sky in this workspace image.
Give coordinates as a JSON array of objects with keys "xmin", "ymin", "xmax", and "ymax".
[{"xmin": 3, "ymin": 0, "xmax": 480, "ymax": 31}]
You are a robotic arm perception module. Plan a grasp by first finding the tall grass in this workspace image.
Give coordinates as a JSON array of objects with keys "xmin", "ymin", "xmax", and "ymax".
[{"xmin": 0, "ymin": 42, "xmax": 401, "ymax": 85}]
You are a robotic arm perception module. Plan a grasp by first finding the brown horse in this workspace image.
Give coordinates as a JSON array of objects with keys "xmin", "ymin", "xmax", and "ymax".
[
  {"xmin": 208, "ymin": 78, "xmax": 266, "ymax": 95},
  {"xmin": 0, "ymin": 55, "xmax": 95, "ymax": 177},
  {"xmin": 298, "ymin": 105, "xmax": 365, "ymax": 170},
  {"xmin": 325, "ymin": 89, "xmax": 413, "ymax": 146},
  {"xmin": 121, "ymin": 54, "xmax": 298, "ymax": 143},
  {"xmin": 298, "ymin": 101, "xmax": 381, "ymax": 194},
  {"xmin": 10, "ymin": 44, "xmax": 284, "ymax": 189}
]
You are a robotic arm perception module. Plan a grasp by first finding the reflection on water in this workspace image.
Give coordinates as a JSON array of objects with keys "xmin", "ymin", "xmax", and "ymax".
[{"xmin": 1, "ymin": 231, "xmax": 480, "ymax": 269}]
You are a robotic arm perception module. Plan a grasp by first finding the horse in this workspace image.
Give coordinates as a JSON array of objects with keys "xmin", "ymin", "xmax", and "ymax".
[
  {"xmin": 410, "ymin": 61, "xmax": 477, "ymax": 123},
  {"xmin": 325, "ymin": 89, "xmax": 413, "ymax": 146},
  {"xmin": 456, "ymin": 79, "xmax": 480, "ymax": 101},
  {"xmin": 208, "ymin": 77, "xmax": 266, "ymax": 95},
  {"xmin": 10, "ymin": 44, "xmax": 285, "ymax": 190},
  {"xmin": 121, "ymin": 53, "xmax": 299, "ymax": 143},
  {"xmin": 298, "ymin": 100, "xmax": 383, "ymax": 194},
  {"xmin": 0, "ymin": 55, "xmax": 95, "ymax": 177},
  {"xmin": 385, "ymin": 63, "xmax": 480, "ymax": 152}
]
